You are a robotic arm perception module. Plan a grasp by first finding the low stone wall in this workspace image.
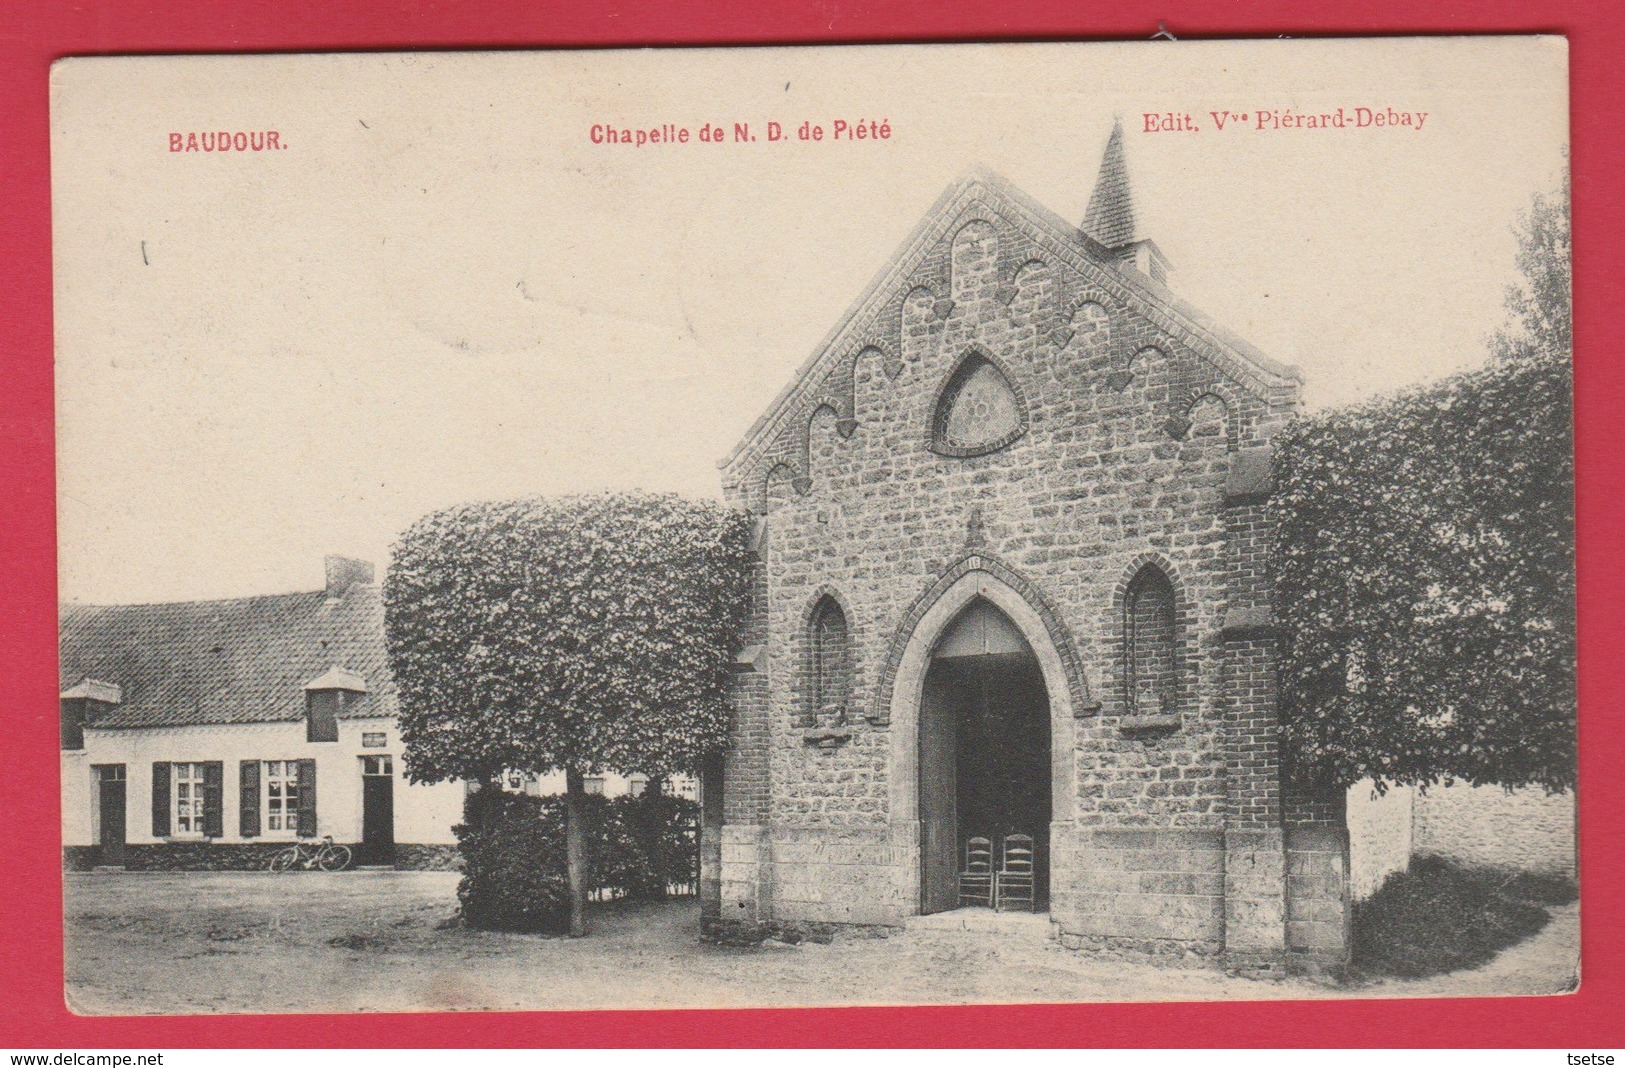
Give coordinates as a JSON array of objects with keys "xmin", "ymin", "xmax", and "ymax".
[
  {"xmin": 1413, "ymin": 784, "xmax": 1575, "ymax": 876},
  {"xmin": 62, "ymin": 846, "xmax": 101, "ymax": 871},
  {"xmin": 65, "ymin": 842, "xmax": 462, "ymax": 872},
  {"xmin": 124, "ymin": 842, "xmax": 293, "ymax": 871},
  {"xmin": 391, "ymin": 844, "xmax": 462, "ymax": 871}
]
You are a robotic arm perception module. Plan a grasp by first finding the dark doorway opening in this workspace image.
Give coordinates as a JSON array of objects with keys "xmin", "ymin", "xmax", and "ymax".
[
  {"xmin": 95, "ymin": 764, "xmax": 127, "ymax": 867},
  {"xmin": 919, "ymin": 599, "xmax": 1052, "ymax": 914},
  {"xmin": 360, "ymin": 755, "xmax": 395, "ymax": 866}
]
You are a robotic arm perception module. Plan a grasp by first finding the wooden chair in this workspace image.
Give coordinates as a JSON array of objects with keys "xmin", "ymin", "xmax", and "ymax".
[
  {"xmin": 995, "ymin": 833, "xmax": 1035, "ymax": 912},
  {"xmin": 958, "ymin": 836, "xmax": 995, "ymax": 908}
]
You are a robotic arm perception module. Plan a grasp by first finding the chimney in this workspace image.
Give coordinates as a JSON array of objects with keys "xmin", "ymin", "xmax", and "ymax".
[{"xmin": 324, "ymin": 556, "xmax": 375, "ymax": 599}]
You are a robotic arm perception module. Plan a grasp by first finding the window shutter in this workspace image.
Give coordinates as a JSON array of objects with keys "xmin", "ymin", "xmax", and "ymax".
[
  {"xmin": 239, "ymin": 760, "xmax": 261, "ymax": 837},
  {"xmin": 202, "ymin": 761, "xmax": 224, "ymax": 838},
  {"xmin": 151, "ymin": 762, "xmax": 171, "ymax": 837},
  {"xmin": 296, "ymin": 759, "xmax": 317, "ymax": 837}
]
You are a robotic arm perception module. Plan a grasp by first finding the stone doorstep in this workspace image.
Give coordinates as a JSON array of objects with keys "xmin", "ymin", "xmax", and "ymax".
[{"xmin": 905, "ymin": 907, "xmax": 1055, "ymax": 941}]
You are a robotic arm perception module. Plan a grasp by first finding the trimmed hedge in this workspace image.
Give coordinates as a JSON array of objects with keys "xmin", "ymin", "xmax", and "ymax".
[
  {"xmin": 455, "ymin": 788, "xmax": 699, "ymax": 933},
  {"xmin": 1270, "ymin": 181, "xmax": 1573, "ymax": 795}
]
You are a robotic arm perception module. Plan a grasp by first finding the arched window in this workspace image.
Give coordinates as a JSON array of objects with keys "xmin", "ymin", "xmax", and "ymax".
[
  {"xmin": 930, "ymin": 352, "xmax": 1026, "ymax": 457},
  {"xmin": 1124, "ymin": 566, "xmax": 1178, "ymax": 716},
  {"xmin": 809, "ymin": 596, "xmax": 851, "ymax": 726}
]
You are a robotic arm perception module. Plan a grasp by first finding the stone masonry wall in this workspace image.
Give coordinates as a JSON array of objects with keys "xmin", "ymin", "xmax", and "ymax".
[
  {"xmin": 1345, "ymin": 780, "xmax": 1414, "ymax": 900},
  {"xmin": 715, "ymin": 178, "xmax": 1304, "ymax": 945},
  {"xmin": 1413, "ymin": 783, "xmax": 1576, "ymax": 877}
]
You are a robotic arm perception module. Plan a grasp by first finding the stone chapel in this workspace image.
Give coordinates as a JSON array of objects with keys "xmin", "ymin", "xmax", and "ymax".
[{"xmin": 699, "ymin": 122, "xmax": 1351, "ymax": 972}]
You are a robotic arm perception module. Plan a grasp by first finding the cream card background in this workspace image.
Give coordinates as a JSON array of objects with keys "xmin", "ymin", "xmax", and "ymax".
[{"xmin": 52, "ymin": 38, "xmax": 1568, "ymax": 605}]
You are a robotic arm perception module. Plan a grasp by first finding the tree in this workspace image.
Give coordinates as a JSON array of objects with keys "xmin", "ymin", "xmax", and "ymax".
[
  {"xmin": 384, "ymin": 491, "xmax": 754, "ymax": 935},
  {"xmin": 1490, "ymin": 172, "xmax": 1571, "ymax": 368},
  {"xmin": 1271, "ymin": 177, "xmax": 1573, "ymax": 794}
]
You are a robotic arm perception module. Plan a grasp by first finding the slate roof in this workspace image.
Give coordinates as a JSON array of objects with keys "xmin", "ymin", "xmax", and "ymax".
[
  {"xmin": 58, "ymin": 582, "xmax": 396, "ymax": 730},
  {"xmin": 1082, "ymin": 119, "xmax": 1137, "ymax": 248}
]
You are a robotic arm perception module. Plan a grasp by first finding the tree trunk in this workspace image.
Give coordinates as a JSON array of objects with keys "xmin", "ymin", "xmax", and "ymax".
[
  {"xmin": 639, "ymin": 777, "xmax": 666, "ymax": 900},
  {"xmin": 565, "ymin": 767, "xmax": 589, "ymax": 937}
]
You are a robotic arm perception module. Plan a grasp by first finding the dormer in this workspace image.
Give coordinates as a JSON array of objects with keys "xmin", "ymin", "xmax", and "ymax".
[
  {"xmin": 60, "ymin": 678, "xmax": 121, "ymax": 750},
  {"xmin": 303, "ymin": 666, "xmax": 366, "ymax": 742}
]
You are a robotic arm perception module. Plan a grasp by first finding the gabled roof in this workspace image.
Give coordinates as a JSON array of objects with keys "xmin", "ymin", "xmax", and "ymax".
[
  {"xmin": 721, "ymin": 166, "xmax": 1302, "ymax": 477},
  {"xmin": 60, "ymin": 678, "xmax": 122, "ymax": 703},
  {"xmin": 58, "ymin": 582, "xmax": 395, "ymax": 730},
  {"xmin": 303, "ymin": 666, "xmax": 369, "ymax": 692}
]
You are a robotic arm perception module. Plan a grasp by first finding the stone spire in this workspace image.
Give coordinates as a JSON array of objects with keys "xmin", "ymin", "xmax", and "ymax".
[{"xmin": 1082, "ymin": 118, "xmax": 1137, "ymax": 248}]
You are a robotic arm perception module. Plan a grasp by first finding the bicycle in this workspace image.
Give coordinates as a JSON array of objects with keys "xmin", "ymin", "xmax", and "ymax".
[{"xmin": 268, "ymin": 835, "xmax": 353, "ymax": 873}]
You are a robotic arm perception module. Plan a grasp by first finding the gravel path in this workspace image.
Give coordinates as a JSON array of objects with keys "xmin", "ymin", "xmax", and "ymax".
[{"xmin": 63, "ymin": 871, "xmax": 1579, "ymax": 1015}]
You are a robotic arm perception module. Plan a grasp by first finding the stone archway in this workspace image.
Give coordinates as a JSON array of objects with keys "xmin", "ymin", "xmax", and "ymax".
[{"xmin": 881, "ymin": 560, "xmax": 1082, "ymax": 915}]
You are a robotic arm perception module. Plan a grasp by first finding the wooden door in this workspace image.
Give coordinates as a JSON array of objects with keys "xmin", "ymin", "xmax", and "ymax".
[
  {"xmin": 96, "ymin": 765, "xmax": 126, "ymax": 867},
  {"xmin": 361, "ymin": 756, "xmax": 395, "ymax": 865},
  {"xmin": 918, "ymin": 664, "xmax": 959, "ymax": 914}
]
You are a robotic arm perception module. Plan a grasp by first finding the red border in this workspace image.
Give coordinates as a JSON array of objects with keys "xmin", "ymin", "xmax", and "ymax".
[{"xmin": 3, "ymin": 0, "xmax": 1621, "ymax": 1048}]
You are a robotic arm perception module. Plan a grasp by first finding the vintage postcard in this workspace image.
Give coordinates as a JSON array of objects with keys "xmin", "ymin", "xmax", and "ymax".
[{"xmin": 51, "ymin": 37, "xmax": 1574, "ymax": 1014}]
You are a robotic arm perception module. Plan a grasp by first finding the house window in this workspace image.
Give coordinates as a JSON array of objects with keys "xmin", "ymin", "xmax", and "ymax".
[
  {"xmin": 584, "ymin": 776, "xmax": 606, "ymax": 796},
  {"xmin": 173, "ymin": 762, "xmax": 207, "ymax": 834},
  {"xmin": 97, "ymin": 765, "xmax": 125, "ymax": 783},
  {"xmin": 809, "ymin": 595, "xmax": 851, "ymax": 725},
  {"xmin": 627, "ymin": 773, "xmax": 649, "ymax": 798},
  {"xmin": 1124, "ymin": 565, "xmax": 1178, "ymax": 716},
  {"xmin": 264, "ymin": 760, "xmax": 300, "ymax": 833},
  {"xmin": 361, "ymin": 755, "xmax": 393, "ymax": 777}
]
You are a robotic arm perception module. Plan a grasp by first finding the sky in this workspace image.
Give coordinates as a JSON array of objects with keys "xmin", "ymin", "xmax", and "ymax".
[{"xmin": 51, "ymin": 38, "xmax": 1569, "ymax": 605}]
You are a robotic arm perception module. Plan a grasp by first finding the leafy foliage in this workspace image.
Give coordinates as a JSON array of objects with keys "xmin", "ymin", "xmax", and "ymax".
[
  {"xmin": 1271, "ymin": 179, "xmax": 1573, "ymax": 793},
  {"xmin": 384, "ymin": 492, "xmax": 754, "ymax": 786},
  {"xmin": 456, "ymin": 790, "xmax": 700, "ymax": 933}
]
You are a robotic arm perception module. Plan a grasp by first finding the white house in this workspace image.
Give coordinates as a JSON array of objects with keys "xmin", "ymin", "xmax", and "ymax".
[
  {"xmin": 60, "ymin": 557, "xmax": 468, "ymax": 869},
  {"xmin": 61, "ymin": 554, "xmax": 701, "ymax": 871}
]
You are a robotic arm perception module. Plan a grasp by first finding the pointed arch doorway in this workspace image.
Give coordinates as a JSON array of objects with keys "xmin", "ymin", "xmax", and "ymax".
[{"xmin": 919, "ymin": 597, "xmax": 1052, "ymax": 914}]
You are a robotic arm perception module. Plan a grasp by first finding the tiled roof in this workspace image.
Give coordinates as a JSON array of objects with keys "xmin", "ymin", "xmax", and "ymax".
[{"xmin": 58, "ymin": 583, "xmax": 396, "ymax": 730}]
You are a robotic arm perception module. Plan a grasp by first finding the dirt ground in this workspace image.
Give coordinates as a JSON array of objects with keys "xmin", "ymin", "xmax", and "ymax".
[{"xmin": 63, "ymin": 871, "xmax": 1580, "ymax": 1016}]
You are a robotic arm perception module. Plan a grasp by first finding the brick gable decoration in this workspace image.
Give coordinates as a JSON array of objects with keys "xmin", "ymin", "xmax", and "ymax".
[{"xmin": 700, "ymin": 127, "xmax": 1349, "ymax": 973}]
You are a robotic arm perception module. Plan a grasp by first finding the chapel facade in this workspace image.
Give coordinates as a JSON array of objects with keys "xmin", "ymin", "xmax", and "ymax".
[{"xmin": 699, "ymin": 124, "xmax": 1352, "ymax": 971}]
